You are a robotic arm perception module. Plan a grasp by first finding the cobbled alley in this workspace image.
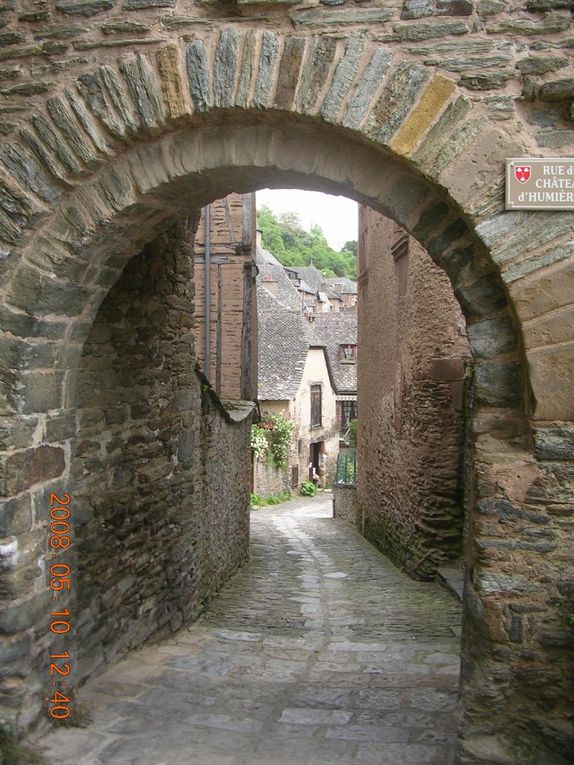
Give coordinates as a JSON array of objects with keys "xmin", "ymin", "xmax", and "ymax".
[{"xmin": 37, "ymin": 495, "xmax": 461, "ymax": 765}]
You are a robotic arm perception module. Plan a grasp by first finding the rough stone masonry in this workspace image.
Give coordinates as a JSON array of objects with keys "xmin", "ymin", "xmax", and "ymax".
[{"xmin": 0, "ymin": 2, "xmax": 572, "ymax": 765}]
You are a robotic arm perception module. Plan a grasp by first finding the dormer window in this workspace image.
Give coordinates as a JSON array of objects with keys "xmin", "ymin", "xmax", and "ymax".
[{"xmin": 340, "ymin": 344, "xmax": 357, "ymax": 362}]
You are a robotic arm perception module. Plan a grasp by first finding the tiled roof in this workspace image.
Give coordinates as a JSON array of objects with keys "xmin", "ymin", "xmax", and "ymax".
[
  {"xmin": 257, "ymin": 261, "xmax": 303, "ymax": 312},
  {"xmin": 311, "ymin": 313, "xmax": 357, "ymax": 395},
  {"xmin": 325, "ymin": 277, "xmax": 358, "ymax": 295},
  {"xmin": 286, "ymin": 265, "xmax": 326, "ymax": 292},
  {"xmin": 257, "ymin": 284, "xmax": 311, "ymax": 400},
  {"xmin": 256, "ymin": 245, "xmax": 283, "ymax": 267}
]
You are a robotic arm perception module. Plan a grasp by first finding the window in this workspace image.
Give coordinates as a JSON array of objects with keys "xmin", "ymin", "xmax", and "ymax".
[
  {"xmin": 310, "ymin": 384, "xmax": 322, "ymax": 428},
  {"xmin": 339, "ymin": 400, "xmax": 357, "ymax": 432},
  {"xmin": 340, "ymin": 344, "xmax": 357, "ymax": 362}
]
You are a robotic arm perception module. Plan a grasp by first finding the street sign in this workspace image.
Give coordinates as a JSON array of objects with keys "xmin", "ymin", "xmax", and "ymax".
[{"xmin": 506, "ymin": 158, "xmax": 574, "ymax": 210}]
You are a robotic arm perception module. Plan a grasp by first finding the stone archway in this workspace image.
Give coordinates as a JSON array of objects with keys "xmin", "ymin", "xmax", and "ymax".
[{"xmin": 0, "ymin": 26, "xmax": 572, "ymax": 765}]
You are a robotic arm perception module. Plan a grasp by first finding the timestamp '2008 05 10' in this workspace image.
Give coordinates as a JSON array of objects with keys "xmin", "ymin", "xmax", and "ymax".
[{"xmin": 47, "ymin": 492, "xmax": 73, "ymax": 721}]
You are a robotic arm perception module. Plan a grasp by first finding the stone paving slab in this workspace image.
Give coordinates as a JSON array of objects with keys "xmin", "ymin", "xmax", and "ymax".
[{"xmin": 33, "ymin": 494, "xmax": 461, "ymax": 764}]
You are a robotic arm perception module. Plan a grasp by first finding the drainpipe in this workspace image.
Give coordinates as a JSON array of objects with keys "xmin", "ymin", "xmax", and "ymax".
[{"xmin": 204, "ymin": 203, "xmax": 211, "ymax": 377}]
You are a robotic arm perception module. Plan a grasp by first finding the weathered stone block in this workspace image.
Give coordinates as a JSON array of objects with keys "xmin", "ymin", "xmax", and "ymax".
[
  {"xmin": 455, "ymin": 273, "xmax": 507, "ymax": 318},
  {"xmin": 20, "ymin": 370, "xmax": 67, "ymax": 414},
  {"xmin": 101, "ymin": 20, "xmax": 150, "ymax": 35},
  {"xmin": 186, "ymin": 40, "xmax": 211, "ymax": 113},
  {"xmin": 7, "ymin": 266, "xmax": 89, "ymax": 317},
  {"xmin": 322, "ymin": 32, "xmax": 366, "ymax": 123},
  {"xmin": 479, "ymin": 573, "xmax": 537, "ymax": 594},
  {"xmin": 536, "ymin": 130, "xmax": 574, "ymax": 149},
  {"xmin": 292, "ymin": 6, "xmax": 395, "ymax": 27},
  {"xmin": 0, "ymin": 445, "xmax": 65, "ymax": 496},
  {"xmin": 125, "ymin": 0, "xmax": 175, "ymax": 7},
  {"xmin": 253, "ymin": 31, "xmax": 279, "ymax": 109},
  {"xmin": 516, "ymin": 56, "xmax": 568, "ymax": 75},
  {"xmin": 214, "ymin": 29, "xmax": 240, "ymax": 109},
  {"xmin": 0, "ymin": 633, "xmax": 31, "ymax": 665},
  {"xmin": 390, "ymin": 74, "xmax": 456, "ymax": 157},
  {"xmin": 0, "ymin": 591, "xmax": 51, "ymax": 634},
  {"xmin": 460, "ymin": 72, "xmax": 514, "ymax": 90},
  {"xmin": 343, "ymin": 46, "xmax": 392, "ymax": 130},
  {"xmin": 467, "ymin": 316, "xmax": 516, "ymax": 359},
  {"xmin": 56, "ymin": 0, "xmax": 114, "ymax": 15},
  {"xmin": 0, "ymin": 494, "xmax": 32, "ymax": 537},
  {"xmin": 533, "ymin": 426, "xmax": 574, "ymax": 461},
  {"xmin": 45, "ymin": 411, "xmax": 77, "ymax": 442},
  {"xmin": 274, "ymin": 36, "xmax": 305, "ymax": 111},
  {"xmin": 401, "ymin": 0, "xmax": 433, "ymax": 20},
  {"xmin": 119, "ymin": 54, "xmax": 166, "ymax": 133},
  {"xmin": 528, "ymin": 343, "xmax": 574, "ymax": 421},
  {"xmin": 526, "ymin": 0, "xmax": 573, "ymax": 9},
  {"xmin": 487, "ymin": 15, "xmax": 571, "ymax": 36},
  {"xmin": 368, "ymin": 61, "xmax": 431, "ymax": 144},
  {"xmin": 474, "ymin": 360, "xmax": 523, "ymax": 407},
  {"xmin": 395, "ymin": 20, "xmax": 468, "ymax": 41},
  {"xmin": 539, "ymin": 77, "xmax": 574, "ymax": 101},
  {"xmin": 0, "ymin": 141, "xmax": 62, "ymax": 204},
  {"xmin": 437, "ymin": 0, "xmax": 473, "ymax": 14}
]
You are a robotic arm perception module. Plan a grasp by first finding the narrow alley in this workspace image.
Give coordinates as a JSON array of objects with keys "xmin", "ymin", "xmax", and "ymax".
[{"xmin": 37, "ymin": 496, "xmax": 462, "ymax": 765}]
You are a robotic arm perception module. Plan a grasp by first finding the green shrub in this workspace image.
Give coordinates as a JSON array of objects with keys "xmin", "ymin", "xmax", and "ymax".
[
  {"xmin": 0, "ymin": 726, "xmax": 44, "ymax": 765},
  {"xmin": 250, "ymin": 490, "xmax": 292, "ymax": 507},
  {"xmin": 347, "ymin": 418, "xmax": 358, "ymax": 446},
  {"xmin": 300, "ymin": 480, "xmax": 317, "ymax": 497},
  {"xmin": 251, "ymin": 414, "xmax": 295, "ymax": 469}
]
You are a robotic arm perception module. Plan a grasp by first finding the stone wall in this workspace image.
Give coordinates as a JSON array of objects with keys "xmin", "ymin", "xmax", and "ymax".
[
  {"xmin": 64, "ymin": 225, "xmax": 251, "ymax": 690},
  {"xmin": 358, "ymin": 209, "xmax": 471, "ymax": 579},
  {"xmin": 333, "ymin": 486, "xmax": 360, "ymax": 531},
  {"xmin": 0, "ymin": 0, "xmax": 572, "ymax": 156},
  {"xmin": 254, "ymin": 459, "xmax": 290, "ymax": 498}
]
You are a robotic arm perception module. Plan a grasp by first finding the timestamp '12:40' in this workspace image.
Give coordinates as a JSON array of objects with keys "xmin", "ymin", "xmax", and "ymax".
[{"xmin": 48, "ymin": 492, "xmax": 73, "ymax": 721}]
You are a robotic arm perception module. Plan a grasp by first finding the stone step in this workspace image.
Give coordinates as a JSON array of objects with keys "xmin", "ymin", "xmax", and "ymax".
[{"xmin": 436, "ymin": 566, "xmax": 465, "ymax": 601}]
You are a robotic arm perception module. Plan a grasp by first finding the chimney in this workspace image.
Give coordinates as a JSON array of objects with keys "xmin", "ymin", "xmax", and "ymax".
[{"xmin": 261, "ymin": 274, "xmax": 277, "ymax": 297}]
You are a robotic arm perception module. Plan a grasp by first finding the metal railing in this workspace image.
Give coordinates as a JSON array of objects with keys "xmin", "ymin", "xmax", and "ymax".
[{"xmin": 334, "ymin": 448, "xmax": 357, "ymax": 487}]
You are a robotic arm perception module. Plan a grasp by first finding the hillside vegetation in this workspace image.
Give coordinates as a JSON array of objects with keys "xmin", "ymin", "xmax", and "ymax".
[{"xmin": 257, "ymin": 205, "xmax": 357, "ymax": 279}]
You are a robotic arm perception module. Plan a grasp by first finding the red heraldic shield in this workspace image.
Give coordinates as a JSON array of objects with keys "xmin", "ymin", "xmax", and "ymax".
[{"xmin": 514, "ymin": 165, "xmax": 531, "ymax": 184}]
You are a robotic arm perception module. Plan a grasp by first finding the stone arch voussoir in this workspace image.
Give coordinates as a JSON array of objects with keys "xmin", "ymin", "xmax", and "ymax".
[{"xmin": 0, "ymin": 30, "xmax": 544, "ymax": 424}]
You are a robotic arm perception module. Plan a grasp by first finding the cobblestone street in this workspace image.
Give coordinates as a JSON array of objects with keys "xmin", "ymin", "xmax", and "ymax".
[{"xmin": 37, "ymin": 495, "xmax": 462, "ymax": 765}]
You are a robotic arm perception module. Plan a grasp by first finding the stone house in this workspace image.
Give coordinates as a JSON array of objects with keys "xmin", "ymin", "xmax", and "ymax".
[
  {"xmin": 311, "ymin": 312, "xmax": 358, "ymax": 438},
  {"xmin": 254, "ymin": 243, "xmax": 358, "ymax": 496},
  {"xmin": 256, "ymin": 274, "xmax": 339, "ymax": 495},
  {"xmin": 325, "ymin": 277, "xmax": 358, "ymax": 311},
  {"xmin": 285, "ymin": 264, "xmax": 357, "ymax": 314}
]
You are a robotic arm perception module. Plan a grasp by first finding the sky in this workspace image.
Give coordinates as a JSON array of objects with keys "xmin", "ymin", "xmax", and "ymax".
[{"xmin": 256, "ymin": 189, "xmax": 358, "ymax": 252}]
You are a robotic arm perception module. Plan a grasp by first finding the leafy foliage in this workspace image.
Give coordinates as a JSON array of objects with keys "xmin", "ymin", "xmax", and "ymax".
[
  {"xmin": 347, "ymin": 418, "xmax": 358, "ymax": 447},
  {"xmin": 300, "ymin": 480, "xmax": 317, "ymax": 496},
  {"xmin": 251, "ymin": 413, "xmax": 295, "ymax": 469},
  {"xmin": 250, "ymin": 425, "xmax": 268, "ymax": 460},
  {"xmin": 250, "ymin": 490, "xmax": 293, "ymax": 507},
  {"xmin": 257, "ymin": 206, "xmax": 357, "ymax": 278}
]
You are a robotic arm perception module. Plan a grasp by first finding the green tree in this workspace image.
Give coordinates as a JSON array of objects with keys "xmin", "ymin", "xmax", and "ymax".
[{"xmin": 257, "ymin": 206, "xmax": 357, "ymax": 279}]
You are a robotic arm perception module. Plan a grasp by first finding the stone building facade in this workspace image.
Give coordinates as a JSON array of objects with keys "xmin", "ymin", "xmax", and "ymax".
[
  {"xmin": 0, "ymin": 2, "xmax": 572, "ymax": 763},
  {"xmin": 256, "ymin": 279, "xmax": 340, "ymax": 492},
  {"xmin": 192, "ymin": 193, "xmax": 257, "ymax": 402},
  {"xmin": 357, "ymin": 207, "xmax": 471, "ymax": 579}
]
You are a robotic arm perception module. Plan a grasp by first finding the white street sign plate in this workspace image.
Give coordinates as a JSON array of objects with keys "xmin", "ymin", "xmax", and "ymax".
[{"xmin": 506, "ymin": 158, "xmax": 574, "ymax": 210}]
